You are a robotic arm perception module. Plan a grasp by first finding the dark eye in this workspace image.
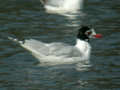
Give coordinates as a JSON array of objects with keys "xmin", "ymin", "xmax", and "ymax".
[{"xmin": 87, "ymin": 31, "xmax": 92, "ymax": 35}]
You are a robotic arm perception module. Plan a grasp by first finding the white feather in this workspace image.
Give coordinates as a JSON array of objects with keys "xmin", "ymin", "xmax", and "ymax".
[
  {"xmin": 8, "ymin": 37, "xmax": 91, "ymax": 64},
  {"xmin": 40, "ymin": 0, "xmax": 83, "ymax": 13}
]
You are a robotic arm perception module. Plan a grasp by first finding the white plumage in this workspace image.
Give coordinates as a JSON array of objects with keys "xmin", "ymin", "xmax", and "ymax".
[
  {"xmin": 40, "ymin": 0, "xmax": 83, "ymax": 13},
  {"xmin": 8, "ymin": 38, "xmax": 91, "ymax": 63},
  {"xmin": 8, "ymin": 26, "xmax": 102, "ymax": 65}
]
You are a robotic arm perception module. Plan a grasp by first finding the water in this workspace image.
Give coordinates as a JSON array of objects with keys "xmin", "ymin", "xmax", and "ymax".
[{"xmin": 0, "ymin": 0, "xmax": 120, "ymax": 89}]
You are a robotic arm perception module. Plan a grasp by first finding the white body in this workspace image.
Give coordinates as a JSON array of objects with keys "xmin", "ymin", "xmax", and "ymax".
[
  {"xmin": 41, "ymin": 0, "xmax": 83, "ymax": 13},
  {"xmin": 75, "ymin": 39, "xmax": 91, "ymax": 60},
  {"xmin": 8, "ymin": 37, "xmax": 91, "ymax": 65}
]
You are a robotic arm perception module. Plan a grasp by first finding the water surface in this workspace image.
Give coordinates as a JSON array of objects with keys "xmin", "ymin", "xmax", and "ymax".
[{"xmin": 0, "ymin": 0, "xmax": 120, "ymax": 90}]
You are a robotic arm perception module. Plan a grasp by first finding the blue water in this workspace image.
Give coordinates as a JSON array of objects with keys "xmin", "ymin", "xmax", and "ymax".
[{"xmin": 0, "ymin": 0, "xmax": 120, "ymax": 90}]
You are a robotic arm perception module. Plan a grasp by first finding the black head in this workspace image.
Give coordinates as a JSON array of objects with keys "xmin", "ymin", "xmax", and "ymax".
[{"xmin": 77, "ymin": 26, "xmax": 102, "ymax": 42}]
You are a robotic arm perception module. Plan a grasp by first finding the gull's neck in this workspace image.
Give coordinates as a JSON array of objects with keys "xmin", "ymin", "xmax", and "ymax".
[
  {"xmin": 75, "ymin": 39, "xmax": 89, "ymax": 48},
  {"xmin": 75, "ymin": 39, "xmax": 91, "ymax": 60}
]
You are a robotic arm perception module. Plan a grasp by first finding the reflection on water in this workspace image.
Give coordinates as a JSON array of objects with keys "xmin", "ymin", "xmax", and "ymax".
[{"xmin": 0, "ymin": 0, "xmax": 120, "ymax": 90}]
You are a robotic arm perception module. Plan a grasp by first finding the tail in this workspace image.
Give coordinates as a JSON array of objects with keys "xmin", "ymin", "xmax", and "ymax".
[{"xmin": 8, "ymin": 37, "xmax": 24, "ymax": 44}]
